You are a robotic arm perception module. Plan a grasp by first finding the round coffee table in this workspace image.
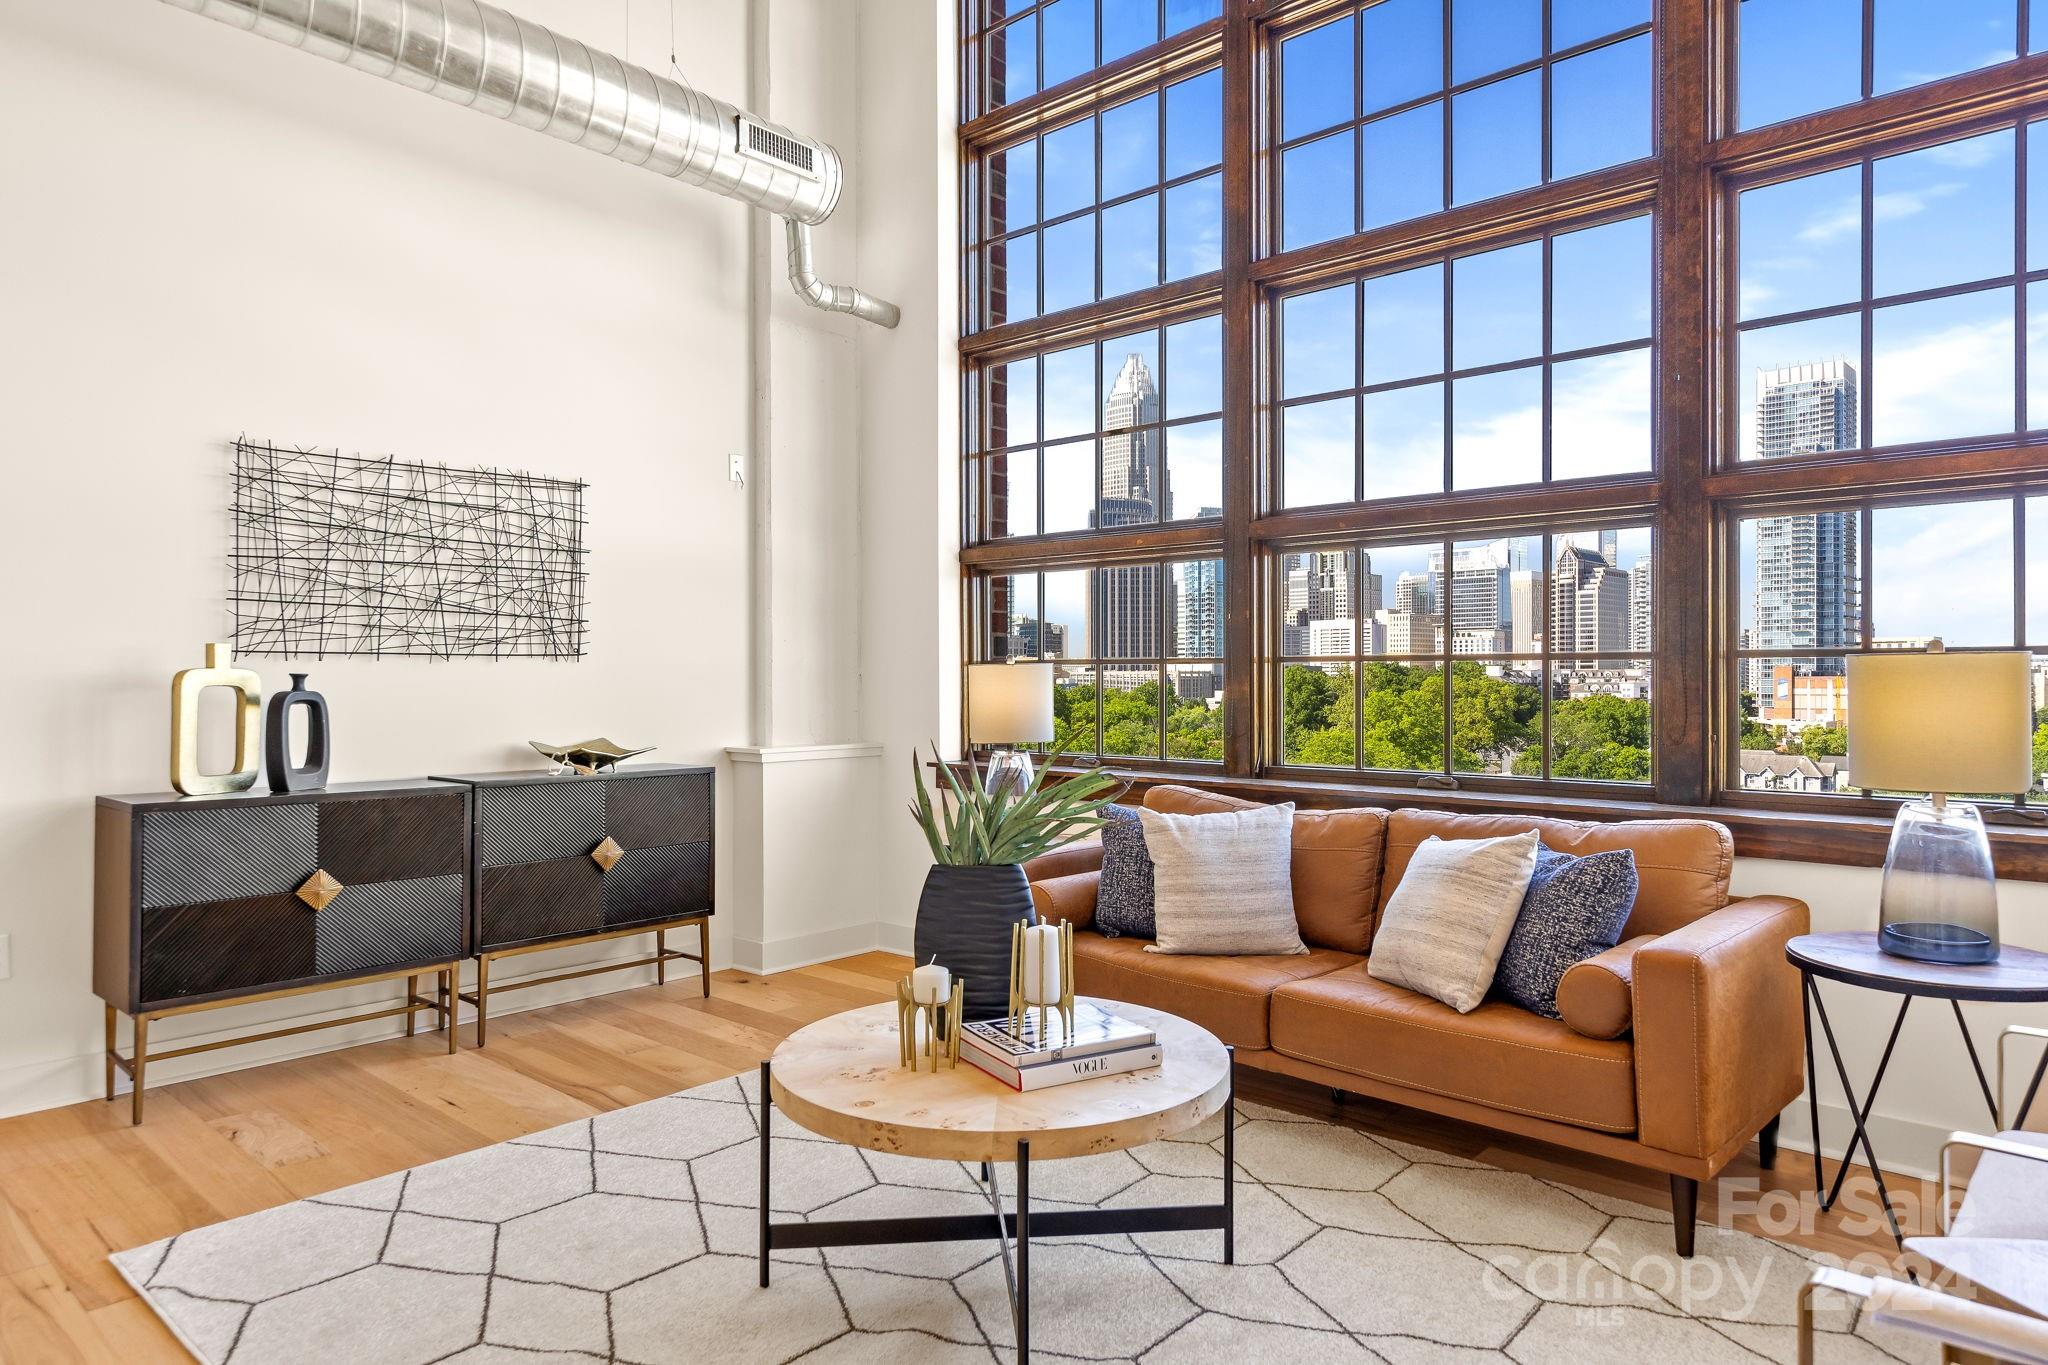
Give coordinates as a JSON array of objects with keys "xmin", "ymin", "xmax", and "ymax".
[{"xmin": 758, "ymin": 998, "xmax": 1233, "ymax": 1363}]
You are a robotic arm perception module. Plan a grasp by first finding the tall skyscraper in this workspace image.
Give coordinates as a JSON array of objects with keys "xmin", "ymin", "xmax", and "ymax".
[
  {"xmin": 1174, "ymin": 558, "xmax": 1223, "ymax": 657},
  {"xmin": 1752, "ymin": 361, "xmax": 1861, "ymax": 677},
  {"xmin": 1552, "ymin": 543, "xmax": 1631, "ymax": 654},
  {"xmin": 1096, "ymin": 353, "xmax": 1166, "ymax": 659},
  {"xmin": 1393, "ymin": 571, "xmax": 1434, "ymax": 615},
  {"xmin": 1628, "ymin": 552, "xmax": 1654, "ymax": 654},
  {"xmin": 1429, "ymin": 539, "xmax": 1517, "ymax": 638},
  {"xmin": 1281, "ymin": 551, "xmax": 1351, "ymax": 654},
  {"xmin": 1509, "ymin": 569, "xmax": 1543, "ymax": 654}
]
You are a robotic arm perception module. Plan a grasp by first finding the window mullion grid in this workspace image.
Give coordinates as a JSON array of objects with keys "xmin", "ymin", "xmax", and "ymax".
[{"xmin": 1441, "ymin": 534, "xmax": 1454, "ymax": 780}]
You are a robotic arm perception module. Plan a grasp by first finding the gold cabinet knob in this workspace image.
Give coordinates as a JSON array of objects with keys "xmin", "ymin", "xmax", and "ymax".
[
  {"xmin": 295, "ymin": 869, "xmax": 344, "ymax": 911},
  {"xmin": 590, "ymin": 837, "xmax": 623, "ymax": 872}
]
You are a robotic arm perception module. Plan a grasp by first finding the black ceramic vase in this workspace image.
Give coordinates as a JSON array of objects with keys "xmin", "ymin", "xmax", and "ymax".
[
  {"xmin": 913, "ymin": 863, "xmax": 1037, "ymax": 1021},
  {"xmin": 264, "ymin": 672, "xmax": 331, "ymax": 793}
]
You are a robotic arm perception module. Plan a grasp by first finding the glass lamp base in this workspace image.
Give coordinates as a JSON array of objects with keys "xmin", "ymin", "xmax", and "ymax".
[
  {"xmin": 985, "ymin": 749, "xmax": 1034, "ymax": 798},
  {"xmin": 1877, "ymin": 798, "xmax": 2001, "ymax": 965}
]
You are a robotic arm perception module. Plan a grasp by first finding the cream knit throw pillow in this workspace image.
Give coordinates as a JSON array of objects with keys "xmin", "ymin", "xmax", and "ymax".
[
  {"xmin": 1367, "ymin": 831, "xmax": 1541, "ymax": 1012},
  {"xmin": 1137, "ymin": 803, "xmax": 1306, "ymax": 956}
]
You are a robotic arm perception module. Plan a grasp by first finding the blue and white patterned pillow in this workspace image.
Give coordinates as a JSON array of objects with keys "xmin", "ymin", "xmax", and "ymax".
[
  {"xmin": 1095, "ymin": 805, "xmax": 1156, "ymax": 939},
  {"xmin": 1491, "ymin": 843, "xmax": 1638, "ymax": 1019}
]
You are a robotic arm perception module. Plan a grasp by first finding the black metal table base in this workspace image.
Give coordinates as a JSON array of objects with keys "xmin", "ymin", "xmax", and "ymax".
[
  {"xmin": 757, "ymin": 1050, "xmax": 1237, "ymax": 1364},
  {"xmin": 1798, "ymin": 973, "xmax": 2047, "ymax": 1249}
]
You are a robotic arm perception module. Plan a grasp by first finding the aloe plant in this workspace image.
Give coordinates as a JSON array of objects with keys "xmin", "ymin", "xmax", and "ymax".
[{"xmin": 909, "ymin": 742, "xmax": 1123, "ymax": 866}]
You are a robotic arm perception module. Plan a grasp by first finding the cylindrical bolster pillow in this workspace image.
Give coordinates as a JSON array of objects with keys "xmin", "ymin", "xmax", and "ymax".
[
  {"xmin": 1556, "ymin": 934, "xmax": 1657, "ymax": 1039},
  {"xmin": 1030, "ymin": 870, "xmax": 1099, "ymax": 931}
]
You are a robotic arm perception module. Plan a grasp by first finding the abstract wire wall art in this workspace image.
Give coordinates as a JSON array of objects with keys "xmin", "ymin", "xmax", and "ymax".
[{"xmin": 230, "ymin": 438, "xmax": 589, "ymax": 660}]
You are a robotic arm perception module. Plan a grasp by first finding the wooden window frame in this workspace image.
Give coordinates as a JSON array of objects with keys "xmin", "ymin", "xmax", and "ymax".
[{"xmin": 956, "ymin": 0, "xmax": 2048, "ymax": 876}]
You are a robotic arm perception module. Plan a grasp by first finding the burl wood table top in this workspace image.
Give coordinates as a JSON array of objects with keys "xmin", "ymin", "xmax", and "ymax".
[{"xmin": 765, "ymin": 997, "xmax": 1230, "ymax": 1163}]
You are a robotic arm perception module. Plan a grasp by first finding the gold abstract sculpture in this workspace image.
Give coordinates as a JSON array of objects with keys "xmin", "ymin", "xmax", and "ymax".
[
  {"xmin": 528, "ymin": 738, "xmax": 656, "ymax": 774},
  {"xmin": 1008, "ymin": 919, "xmax": 1076, "ymax": 1045},
  {"xmin": 896, "ymin": 976, "xmax": 965, "ymax": 1071},
  {"xmin": 170, "ymin": 643, "xmax": 262, "ymax": 796}
]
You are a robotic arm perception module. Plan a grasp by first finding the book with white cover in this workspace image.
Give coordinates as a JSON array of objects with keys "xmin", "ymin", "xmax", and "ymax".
[
  {"xmin": 960, "ymin": 1040, "xmax": 1164, "ymax": 1092},
  {"xmin": 962, "ymin": 1001, "xmax": 1156, "ymax": 1065}
]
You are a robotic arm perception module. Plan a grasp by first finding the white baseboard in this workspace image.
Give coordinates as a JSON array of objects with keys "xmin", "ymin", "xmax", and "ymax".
[
  {"xmin": 731, "ymin": 922, "xmax": 894, "ymax": 975},
  {"xmin": 0, "ymin": 944, "xmax": 715, "ymax": 1122},
  {"xmin": 877, "ymin": 921, "xmax": 915, "ymax": 955},
  {"xmin": 1768, "ymin": 1099, "xmax": 1958, "ymax": 1182}
]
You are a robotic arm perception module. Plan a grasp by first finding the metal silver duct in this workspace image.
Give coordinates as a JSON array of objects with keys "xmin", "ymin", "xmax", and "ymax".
[
  {"xmin": 160, "ymin": 0, "xmax": 899, "ymax": 326},
  {"xmin": 784, "ymin": 219, "xmax": 900, "ymax": 329}
]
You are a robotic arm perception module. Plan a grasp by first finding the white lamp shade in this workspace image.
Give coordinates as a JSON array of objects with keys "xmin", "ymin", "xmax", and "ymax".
[
  {"xmin": 1847, "ymin": 651, "xmax": 2032, "ymax": 795},
  {"xmin": 967, "ymin": 663, "xmax": 1055, "ymax": 745}
]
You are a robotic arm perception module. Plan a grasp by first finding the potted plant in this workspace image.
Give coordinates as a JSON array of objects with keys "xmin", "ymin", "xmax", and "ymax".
[{"xmin": 908, "ymin": 741, "xmax": 1121, "ymax": 1019}]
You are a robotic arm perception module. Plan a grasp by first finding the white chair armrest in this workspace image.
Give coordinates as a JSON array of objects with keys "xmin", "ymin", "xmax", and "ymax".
[
  {"xmin": 1799, "ymin": 1266, "xmax": 2048, "ymax": 1365},
  {"xmin": 1940, "ymin": 1130, "xmax": 2048, "ymax": 1235}
]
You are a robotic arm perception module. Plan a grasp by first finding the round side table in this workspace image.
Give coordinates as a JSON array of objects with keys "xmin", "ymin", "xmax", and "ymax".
[
  {"xmin": 758, "ymin": 998, "xmax": 1233, "ymax": 1363},
  {"xmin": 1787, "ymin": 931, "xmax": 2048, "ymax": 1248}
]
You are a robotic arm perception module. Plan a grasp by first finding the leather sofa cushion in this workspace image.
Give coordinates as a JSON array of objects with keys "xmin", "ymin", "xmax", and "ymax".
[
  {"xmin": 1555, "ymin": 934, "xmax": 1655, "ymax": 1040},
  {"xmin": 1270, "ymin": 963, "xmax": 1637, "ymax": 1133},
  {"xmin": 1143, "ymin": 785, "xmax": 1387, "ymax": 953},
  {"xmin": 1378, "ymin": 810, "xmax": 1731, "ymax": 940},
  {"xmin": 1069, "ymin": 932, "xmax": 1359, "ymax": 1049}
]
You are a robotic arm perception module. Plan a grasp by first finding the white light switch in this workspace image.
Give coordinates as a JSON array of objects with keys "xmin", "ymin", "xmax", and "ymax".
[{"xmin": 729, "ymin": 453, "xmax": 746, "ymax": 485}]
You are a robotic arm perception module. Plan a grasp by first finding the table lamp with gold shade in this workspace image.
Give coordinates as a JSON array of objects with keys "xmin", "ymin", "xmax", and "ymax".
[
  {"xmin": 966, "ymin": 662, "xmax": 1054, "ymax": 797},
  {"xmin": 1848, "ymin": 645, "xmax": 2032, "ymax": 965}
]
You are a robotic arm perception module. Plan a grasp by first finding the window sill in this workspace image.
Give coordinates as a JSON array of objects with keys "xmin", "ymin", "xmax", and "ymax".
[{"xmin": 988, "ymin": 763, "xmax": 2048, "ymax": 883}]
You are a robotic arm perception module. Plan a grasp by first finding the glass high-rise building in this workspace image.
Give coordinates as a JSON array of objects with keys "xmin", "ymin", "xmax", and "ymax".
[
  {"xmin": 1752, "ymin": 361, "xmax": 1861, "ymax": 682},
  {"xmin": 1095, "ymin": 353, "xmax": 1165, "ymax": 659}
]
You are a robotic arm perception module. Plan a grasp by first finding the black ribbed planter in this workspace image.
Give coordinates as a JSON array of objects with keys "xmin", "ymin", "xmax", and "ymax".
[{"xmin": 913, "ymin": 863, "xmax": 1037, "ymax": 1021}]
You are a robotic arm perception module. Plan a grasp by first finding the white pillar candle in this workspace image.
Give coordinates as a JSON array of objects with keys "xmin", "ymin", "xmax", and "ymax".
[
  {"xmin": 911, "ymin": 959, "xmax": 950, "ymax": 1006},
  {"xmin": 1021, "ymin": 924, "xmax": 1063, "ymax": 1006}
]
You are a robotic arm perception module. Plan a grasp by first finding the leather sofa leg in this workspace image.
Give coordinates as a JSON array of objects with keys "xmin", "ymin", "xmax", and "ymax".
[
  {"xmin": 1758, "ymin": 1116, "xmax": 1780, "ymax": 1170},
  {"xmin": 1669, "ymin": 1175, "xmax": 1698, "ymax": 1258}
]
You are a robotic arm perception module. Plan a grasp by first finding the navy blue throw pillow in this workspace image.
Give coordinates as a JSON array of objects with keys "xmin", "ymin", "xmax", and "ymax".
[
  {"xmin": 1095, "ymin": 805, "xmax": 1156, "ymax": 939},
  {"xmin": 1492, "ymin": 843, "xmax": 1638, "ymax": 1019}
]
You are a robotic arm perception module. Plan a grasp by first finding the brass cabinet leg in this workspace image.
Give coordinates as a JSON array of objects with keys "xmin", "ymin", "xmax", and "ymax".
[
  {"xmin": 104, "ymin": 1006, "xmax": 116, "ymax": 1102},
  {"xmin": 131, "ymin": 1015, "xmax": 149, "ymax": 1126},
  {"xmin": 657, "ymin": 929, "xmax": 667, "ymax": 986},
  {"xmin": 475, "ymin": 954, "xmax": 491, "ymax": 1048},
  {"xmin": 444, "ymin": 965, "xmax": 457, "ymax": 1054},
  {"xmin": 406, "ymin": 974, "xmax": 420, "ymax": 1037},
  {"xmin": 699, "ymin": 918, "xmax": 711, "ymax": 998}
]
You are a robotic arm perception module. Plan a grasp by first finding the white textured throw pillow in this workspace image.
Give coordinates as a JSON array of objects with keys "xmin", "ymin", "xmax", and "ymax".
[
  {"xmin": 1137, "ymin": 803, "xmax": 1306, "ymax": 956},
  {"xmin": 1367, "ymin": 831, "xmax": 1541, "ymax": 1012}
]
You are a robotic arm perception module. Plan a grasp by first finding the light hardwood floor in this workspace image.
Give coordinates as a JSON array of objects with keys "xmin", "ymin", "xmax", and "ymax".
[{"xmin": 0, "ymin": 951, "xmax": 1931, "ymax": 1362}]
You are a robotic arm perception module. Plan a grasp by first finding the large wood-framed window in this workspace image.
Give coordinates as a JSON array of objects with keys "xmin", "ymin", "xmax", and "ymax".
[{"xmin": 957, "ymin": 0, "xmax": 2048, "ymax": 866}]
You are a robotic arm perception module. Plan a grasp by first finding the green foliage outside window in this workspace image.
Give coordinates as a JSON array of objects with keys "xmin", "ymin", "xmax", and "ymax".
[
  {"xmin": 1283, "ymin": 661, "xmax": 1650, "ymax": 781},
  {"xmin": 1052, "ymin": 676, "xmax": 1224, "ymax": 761}
]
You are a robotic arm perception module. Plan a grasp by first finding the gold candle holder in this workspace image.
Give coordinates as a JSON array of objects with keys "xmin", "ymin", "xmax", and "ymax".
[
  {"xmin": 896, "ymin": 976, "xmax": 964, "ymax": 1071},
  {"xmin": 1007, "ymin": 919, "xmax": 1076, "ymax": 1046}
]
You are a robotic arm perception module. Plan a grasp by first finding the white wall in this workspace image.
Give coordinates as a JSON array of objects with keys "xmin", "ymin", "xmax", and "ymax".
[
  {"xmin": 853, "ymin": 0, "xmax": 963, "ymax": 959},
  {"xmin": 0, "ymin": 0, "xmax": 877, "ymax": 1118}
]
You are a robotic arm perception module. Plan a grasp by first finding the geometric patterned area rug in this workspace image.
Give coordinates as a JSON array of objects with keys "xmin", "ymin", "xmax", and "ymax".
[{"xmin": 113, "ymin": 1070, "xmax": 1930, "ymax": 1363}]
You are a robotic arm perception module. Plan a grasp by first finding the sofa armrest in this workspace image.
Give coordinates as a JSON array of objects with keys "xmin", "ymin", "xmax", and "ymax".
[
  {"xmin": 1557, "ymin": 934, "xmax": 1658, "ymax": 1040},
  {"xmin": 1632, "ymin": 895, "xmax": 1810, "ymax": 1162},
  {"xmin": 1022, "ymin": 837, "xmax": 1103, "ymax": 883},
  {"xmin": 1030, "ymin": 870, "xmax": 1099, "ymax": 931}
]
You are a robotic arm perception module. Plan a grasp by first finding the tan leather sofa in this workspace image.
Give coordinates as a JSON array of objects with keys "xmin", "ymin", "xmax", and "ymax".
[{"xmin": 1023, "ymin": 784, "xmax": 1810, "ymax": 1255}]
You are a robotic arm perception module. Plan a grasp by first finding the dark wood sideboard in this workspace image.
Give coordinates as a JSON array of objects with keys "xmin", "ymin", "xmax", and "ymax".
[
  {"xmin": 430, "ymin": 764, "xmax": 716, "ymax": 1045},
  {"xmin": 94, "ymin": 779, "xmax": 471, "ymax": 1123}
]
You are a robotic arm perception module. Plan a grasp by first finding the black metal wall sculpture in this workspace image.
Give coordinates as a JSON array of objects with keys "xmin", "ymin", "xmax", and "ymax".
[{"xmin": 229, "ymin": 439, "xmax": 589, "ymax": 660}]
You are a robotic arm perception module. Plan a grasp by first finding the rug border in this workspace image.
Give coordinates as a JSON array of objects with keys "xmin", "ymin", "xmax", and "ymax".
[{"xmin": 112, "ymin": 1243, "xmax": 211, "ymax": 1365}]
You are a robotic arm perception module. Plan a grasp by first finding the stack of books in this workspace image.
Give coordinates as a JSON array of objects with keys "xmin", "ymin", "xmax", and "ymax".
[{"xmin": 959, "ymin": 1002, "xmax": 1161, "ymax": 1091}]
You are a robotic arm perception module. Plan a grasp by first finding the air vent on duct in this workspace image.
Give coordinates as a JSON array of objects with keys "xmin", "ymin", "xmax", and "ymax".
[{"xmin": 737, "ymin": 117, "xmax": 820, "ymax": 180}]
